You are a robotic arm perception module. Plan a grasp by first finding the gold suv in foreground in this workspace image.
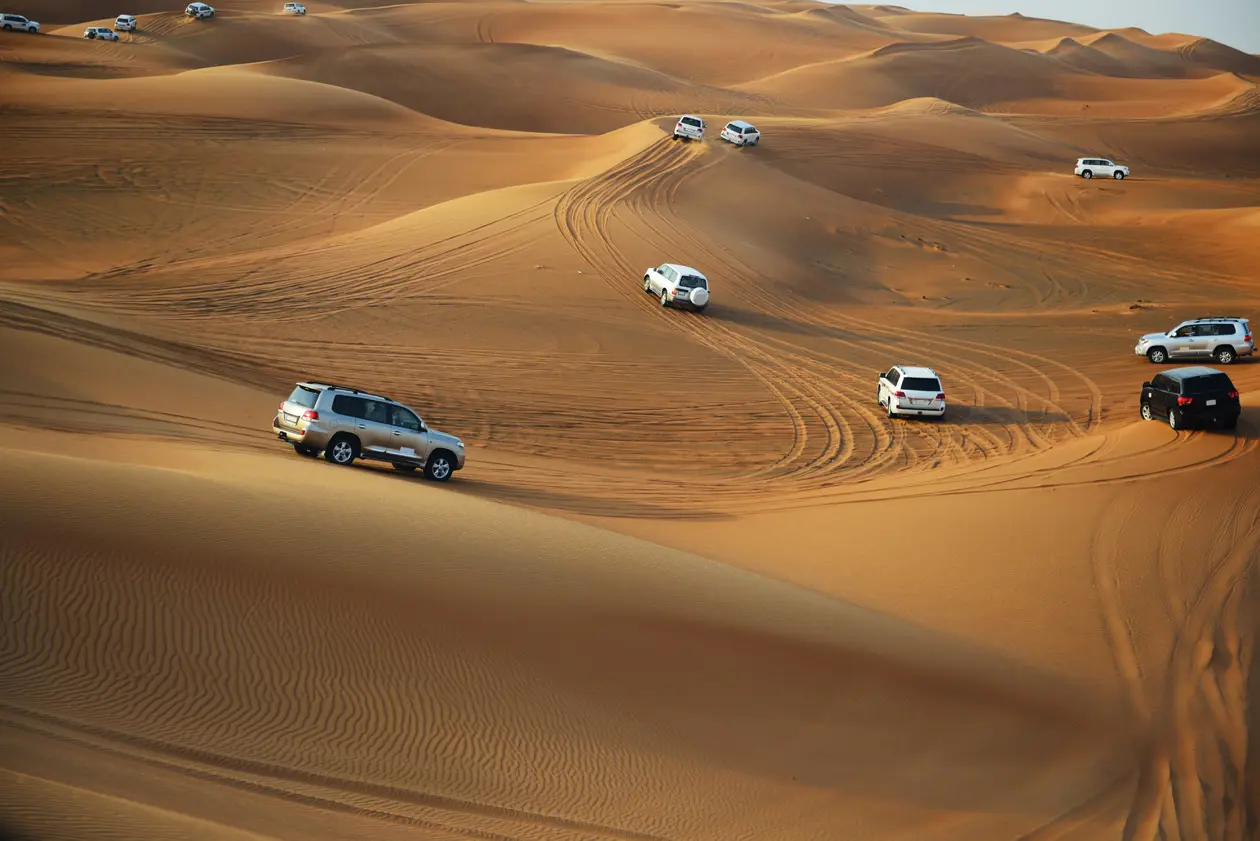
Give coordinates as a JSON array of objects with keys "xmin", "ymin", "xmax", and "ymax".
[{"xmin": 272, "ymin": 382, "xmax": 466, "ymax": 481}]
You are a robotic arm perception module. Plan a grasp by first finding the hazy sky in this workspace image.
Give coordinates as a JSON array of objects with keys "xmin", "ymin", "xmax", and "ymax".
[{"xmin": 838, "ymin": 1, "xmax": 1260, "ymax": 53}]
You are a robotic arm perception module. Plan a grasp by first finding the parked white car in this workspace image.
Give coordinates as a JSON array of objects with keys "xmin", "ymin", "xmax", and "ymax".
[
  {"xmin": 1075, "ymin": 157, "xmax": 1129, "ymax": 180},
  {"xmin": 185, "ymin": 2, "xmax": 214, "ymax": 18},
  {"xmin": 84, "ymin": 25, "xmax": 120, "ymax": 39},
  {"xmin": 114, "ymin": 14, "xmax": 137, "ymax": 30},
  {"xmin": 283, "ymin": 2, "xmax": 305, "ymax": 13},
  {"xmin": 876, "ymin": 365, "xmax": 946, "ymax": 419},
  {"xmin": 672, "ymin": 114, "xmax": 705, "ymax": 142},
  {"xmin": 720, "ymin": 120, "xmax": 760, "ymax": 147},
  {"xmin": 642, "ymin": 263, "xmax": 710, "ymax": 312},
  {"xmin": 1, "ymin": 12, "xmax": 40, "ymax": 32}
]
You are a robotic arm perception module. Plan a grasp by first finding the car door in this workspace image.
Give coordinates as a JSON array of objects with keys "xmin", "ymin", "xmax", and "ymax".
[
  {"xmin": 1152, "ymin": 375, "xmax": 1176, "ymax": 417},
  {"xmin": 654, "ymin": 265, "xmax": 674, "ymax": 295},
  {"xmin": 880, "ymin": 368, "xmax": 899, "ymax": 405},
  {"xmin": 386, "ymin": 404, "xmax": 429, "ymax": 464},
  {"xmin": 354, "ymin": 398, "xmax": 394, "ymax": 457},
  {"xmin": 1183, "ymin": 325, "xmax": 1212, "ymax": 357},
  {"xmin": 1165, "ymin": 325, "xmax": 1196, "ymax": 357},
  {"xmin": 1144, "ymin": 376, "xmax": 1162, "ymax": 417}
]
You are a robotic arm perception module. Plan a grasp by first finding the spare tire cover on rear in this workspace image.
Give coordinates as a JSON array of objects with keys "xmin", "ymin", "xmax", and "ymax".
[{"xmin": 690, "ymin": 287, "xmax": 709, "ymax": 306}]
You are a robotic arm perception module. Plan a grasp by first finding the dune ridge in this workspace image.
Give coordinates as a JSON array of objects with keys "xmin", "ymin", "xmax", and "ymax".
[{"xmin": 3, "ymin": 1, "xmax": 1260, "ymax": 840}]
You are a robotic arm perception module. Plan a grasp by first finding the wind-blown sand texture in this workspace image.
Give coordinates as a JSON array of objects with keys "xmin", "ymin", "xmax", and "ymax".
[{"xmin": 2, "ymin": 1, "xmax": 1260, "ymax": 839}]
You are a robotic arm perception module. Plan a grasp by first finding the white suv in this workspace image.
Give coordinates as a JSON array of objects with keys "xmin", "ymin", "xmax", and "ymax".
[
  {"xmin": 720, "ymin": 120, "xmax": 760, "ymax": 147},
  {"xmin": 115, "ymin": 14, "xmax": 137, "ymax": 30},
  {"xmin": 1075, "ymin": 157, "xmax": 1129, "ymax": 180},
  {"xmin": 876, "ymin": 366, "xmax": 946, "ymax": 419},
  {"xmin": 283, "ymin": 2, "xmax": 305, "ymax": 13},
  {"xmin": 84, "ymin": 25, "xmax": 120, "ymax": 39},
  {"xmin": 1135, "ymin": 317, "xmax": 1253, "ymax": 365},
  {"xmin": 185, "ymin": 2, "xmax": 214, "ymax": 18},
  {"xmin": 672, "ymin": 114, "xmax": 705, "ymax": 142},
  {"xmin": 1, "ymin": 13, "xmax": 40, "ymax": 32},
  {"xmin": 642, "ymin": 263, "xmax": 710, "ymax": 311}
]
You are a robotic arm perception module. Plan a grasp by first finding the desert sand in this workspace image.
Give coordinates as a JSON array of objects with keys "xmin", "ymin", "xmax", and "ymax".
[{"xmin": 2, "ymin": 1, "xmax": 1260, "ymax": 839}]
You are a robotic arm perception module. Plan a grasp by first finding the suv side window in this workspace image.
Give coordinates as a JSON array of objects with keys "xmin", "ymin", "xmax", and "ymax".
[
  {"xmin": 331, "ymin": 395, "xmax": 366, "ymax": 418},
  {"xmin": 390, "ymin": 405, "xmax": 422, "ymax": 431},
  {"xmin": 1151, "ymin": 375, "xmax": 1170, "ymax": 392},
  {"xmin": 1172, "ymin": 325, "xmax": 1196, "ymax": 338},
  {"xmin": 362, "ymin": 399, "xmax": 389, "ymax": 423}
]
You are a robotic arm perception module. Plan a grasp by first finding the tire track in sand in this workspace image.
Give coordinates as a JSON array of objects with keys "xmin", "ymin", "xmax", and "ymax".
[{"xmin": 1092, "ymin": 484, "xmax": 1260, "ymax": 841}]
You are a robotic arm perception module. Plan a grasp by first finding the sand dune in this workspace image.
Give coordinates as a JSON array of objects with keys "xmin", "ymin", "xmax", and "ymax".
[{"xmin": 3, "ymin": 1, "xmax": 1260, "ymax": 840}]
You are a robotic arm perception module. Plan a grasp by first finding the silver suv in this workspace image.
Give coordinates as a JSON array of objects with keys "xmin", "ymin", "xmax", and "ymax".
[
  {"xmin": 1135, "ymin": 317, "xmax": 1253, "ymax": 365},
  {"xmin": 272, "ymin": 382, "xmax": 466, "ymax": 481}
]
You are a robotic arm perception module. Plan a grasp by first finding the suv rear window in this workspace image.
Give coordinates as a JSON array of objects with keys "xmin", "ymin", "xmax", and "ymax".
[
  {"xmin": 682, "ymin": 117, "xmax": 701, "ymax": 127},
  {"xmin": 1183, "ymin": 374, "xmax": 1234, "ymax": 395},
  {"xmin": 287, "ymin": 385, "xmax": 320, "ymax": 409},
  {"xmin": 678, "ymin": 275, "xmax": 707, "ymax": 289},
  {"xmin": 901, "ymin": 377, "xmax": 941, "ymax": 392}
]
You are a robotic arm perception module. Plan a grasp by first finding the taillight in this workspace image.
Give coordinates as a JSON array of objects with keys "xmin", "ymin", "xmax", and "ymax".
[
  {"xmin": 302, "ymin": 410, "xmax": 319, "ymax": 421},
  {"xmin": 936, "ymin": 393, "xmax": 945, "ymax": 400},
  {"xmin": 1245, "ymin": 334, "xmax": 1252, "ymax": 343},
  {"xmin": 1177, "ymin": 396, "xmax": 1193, "ymax": 406},
  {"xmin": 1228, "ymin": 390, "xmax": 1239, "ymax": 399},
  {"xmin": 894, "ymin": 391, "xmax": 906, "ymax": 398}
]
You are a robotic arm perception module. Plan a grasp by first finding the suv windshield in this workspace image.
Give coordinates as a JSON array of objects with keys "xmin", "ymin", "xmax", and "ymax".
[
  {"xmin": 287, "ymin": 385, "xmax": 320, "ymax": 409},
  {"xmin": 1183, "ymin": 374, "xmax": 1234, "ymax": 395},
  {"xmin": 901, "ymin": 377, "xmax": 941, "ymax": 392}
]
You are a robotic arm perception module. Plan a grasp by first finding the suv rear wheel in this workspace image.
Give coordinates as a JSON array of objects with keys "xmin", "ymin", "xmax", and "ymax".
[
  {"xmin": 1168, "ymin": 409, "xmax": 1181, "ymax": 431},
  {"xmin": 325, "ymin": 434, "xmax": 359, "ymax": 466},
  {"xmin": 1214, "ymin": 346, "xmax": 1236, "ymax": 364},
  {"xmin": 1081, "ymin": 170, "xmax": 1092, "ymax": 179},
  {"xmin": 294, "ymin": 444, "xmax": 319, "ymax": 457}
]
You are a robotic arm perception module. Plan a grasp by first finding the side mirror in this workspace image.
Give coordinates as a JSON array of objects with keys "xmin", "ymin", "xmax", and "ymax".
[{"xmin": 1142, "ymin": 382, "xmax": 1150, "ymax": 389}]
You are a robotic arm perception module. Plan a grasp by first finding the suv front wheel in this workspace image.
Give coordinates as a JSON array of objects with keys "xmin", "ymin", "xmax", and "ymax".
[
  {"xmin": 1146, "ymin": 347, "xmax": 1168, "ymax": 364},
  {"xmin": 424, "ymin": 450, "xmax": 456, "ymax": 482},
  {"xmin": 325, "ymin": 434, "xmax": 359, "ymax": 466}
]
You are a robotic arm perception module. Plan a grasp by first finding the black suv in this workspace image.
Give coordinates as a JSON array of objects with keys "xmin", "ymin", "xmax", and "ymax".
[{"xmin": 1140, "ymin": 366, "xmax": 1240, "ymax": 431}]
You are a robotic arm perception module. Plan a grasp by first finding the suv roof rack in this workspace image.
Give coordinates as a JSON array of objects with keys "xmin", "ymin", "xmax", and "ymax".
[
  {"xmin": 1189, "ymin": 316, "xmax": 1245, "ymax": 322},
  {"xmin": 303, "ymin": 382, "xmax": 390, "ymax": 401}
]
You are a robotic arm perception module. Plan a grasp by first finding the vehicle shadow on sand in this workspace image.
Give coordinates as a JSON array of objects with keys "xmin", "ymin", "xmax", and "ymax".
[
  {"xmin": 684, "ymin": 304, "xmax": 866, "ymax": 343},
  {"xmin": 368, "ymin": 467, "xmax": 735, "ymax": 521},
  {"xmin": 945, "ymin": 405, "xmax": 1073, "ymax": 426}
]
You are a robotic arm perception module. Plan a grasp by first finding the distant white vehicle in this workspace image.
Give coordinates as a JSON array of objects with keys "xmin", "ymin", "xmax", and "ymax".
[
  {"xmin": 876, "ymin": 365, "xmax": 947, "ymax": 419},
  {"xmin": 283, "ymin": 2, "xmax": 305, "ymax": 13},
  {"xmin": 642, "ymin": 263, "xmax": 710, "ymax": 312},
  {"xmin": 720, "ymin": 120, "xmax": 760, "ymax": 147},
  {"xmin": 84, "ymin": 25, "xmax": 120, "ymax": 39},
  {"xmin": 1, "ymin": 12, "xmax": 40, "ymax": 32},
  {"xmin": 114, "ymin": 14, "xmax": 137, "ymax": 30},
  {"xmin": 185, "ymin": 2, "xmax": 214, "ymax": 18},
  {"xmin": 1075, "ymin": 157, "xmax": 1129, "ymax": 180},
  {"xmin": 672, "ymin": 114, "xmax": 705, "ymax": 142}
]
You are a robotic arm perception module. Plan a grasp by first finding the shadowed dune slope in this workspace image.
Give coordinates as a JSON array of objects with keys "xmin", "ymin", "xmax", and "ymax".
[{"xmin": 3, "ymin": 1, "xmax": 1260, "ymax": 839}]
